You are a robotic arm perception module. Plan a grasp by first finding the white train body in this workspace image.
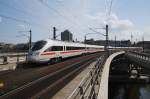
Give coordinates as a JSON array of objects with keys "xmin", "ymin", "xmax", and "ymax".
[
  {"xmin": 27, "ymin": 39, "xmax": 142, "ymax": 63},
  {"xmin": 27, "ymin": 39, "xmax": 104, "ymax": 63}
]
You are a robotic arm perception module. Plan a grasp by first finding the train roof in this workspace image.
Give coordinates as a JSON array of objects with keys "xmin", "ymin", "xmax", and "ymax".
[
  {"xmin": 108, "ymin": 46, "xmax": 142, "ymax": 49},
  {"xmin": 44, "ymin": 39, "xmax": 104, "ymax": 48}
]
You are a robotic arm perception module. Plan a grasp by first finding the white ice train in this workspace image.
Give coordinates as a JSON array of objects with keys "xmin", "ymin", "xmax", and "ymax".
[
  {"xmin": 27, "ymin": 39, "xmax": 104, "ymax": 63},
  {"xmin": 27, "ymin": 39, "xmax": 142, "ymax": 63}
]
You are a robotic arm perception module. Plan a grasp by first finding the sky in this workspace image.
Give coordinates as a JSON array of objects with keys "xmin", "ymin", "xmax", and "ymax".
[{"xmin": 0, "ymin": 0, "xmax": 150, "ymax": 44}]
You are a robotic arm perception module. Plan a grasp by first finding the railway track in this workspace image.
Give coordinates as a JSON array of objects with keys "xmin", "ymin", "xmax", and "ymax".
[
  {"xmin": 0, "ymin": 53, "xmax": 102, "ymax": 95},
  {"xmin": 0, "ymin": 53, "xmax": 104, "ymax": 99}
]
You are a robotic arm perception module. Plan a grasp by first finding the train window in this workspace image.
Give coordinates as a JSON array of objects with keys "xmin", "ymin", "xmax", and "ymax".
[
  {"xmin": 66, "ymin": 46, "xmax": 78, "ymax": 50},
  {"xmin": 66, "ymin": 46, "xmax": 73, "ymax": 50},
  {"xmin": 75, "ymin": 47, "xmax": 80, "ymax": 50},
  {"xmin": 51, "ymin": 46, "xmax": 63, "ymax": 51},
  {"xmin": 66, "ymin": 46, "xmax": 69, "ymax": 50},
  {"xmin": 86, "ymin": 47, "xmax": 90, "ymax": 49},
  {"xmin": 44, "ymin": 47, "xmax": 51, "ymax": 52},
  {"xmin": 73, "ymin": 47, "xmax": 78, "ymax": 50},
  {"xmin": 66, "ymin": 46, "xmax": 85, "ymax": 50},
  {"xmin": 74, "ymin": 47, "xmax": 78, "ymax": 50},
  {"xmin": 32, "ymin": 40, "xmax": 47, "ymax": 51},
  {"xmin": 80, "ymin": 47, "xmax": 85, "ymax": 49}
]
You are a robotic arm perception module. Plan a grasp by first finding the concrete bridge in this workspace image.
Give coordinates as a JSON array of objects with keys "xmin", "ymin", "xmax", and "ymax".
[
  {"xmin": 68, "ymin": 50, "xmax": 150, "ymax": 99},
  {"xmin": 97, "ymin": 51, "xmax": 150, "ymax": 99},
  {"xmin": 1, "ymin": 50, "xmax": 150, "ymax": 99},
  {"xmin": 67, "ymin": 51, "xmax": 125, "ymax": 99},
  {"xmin": 97, "ymin": 51, "xmax": 125, "ymax": 99}
]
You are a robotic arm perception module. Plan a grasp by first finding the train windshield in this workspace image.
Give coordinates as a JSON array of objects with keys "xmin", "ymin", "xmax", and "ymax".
[{"xmin": 31, "ymin": 40, "xmax": 47, "ymax": 51}]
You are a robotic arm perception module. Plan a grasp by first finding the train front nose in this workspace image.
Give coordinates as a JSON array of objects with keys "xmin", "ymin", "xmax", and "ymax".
[{"xmin": 27, "ymin": 51, "xmax": 40, "ymax": 62}]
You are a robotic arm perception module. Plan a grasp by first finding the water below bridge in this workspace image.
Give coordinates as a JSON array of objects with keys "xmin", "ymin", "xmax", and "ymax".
[
  {"xmin": 108, "ymin": 52, "xmax": 150, "ymax": 99},
  {"xmin": 110, "ymin": 84, "xmax": 150, "ymax": 99}
]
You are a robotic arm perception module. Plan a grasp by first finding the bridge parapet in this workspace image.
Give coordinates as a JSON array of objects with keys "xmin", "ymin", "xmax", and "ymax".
[
  {"xmin": 67, "ymin": 51, "xmax": 125, "ymax": 99},
  {"xmin": 0, "ymin": 53, "xmax": 27, "ymax": 64},
  {"xmin": 97, "ymin": 51, "xmax": 125, "ymax": 99},
  {"xmin": 67, "ymin": 55, "xmax": 106, "ymax": 99},
  {"xmin": 125, "ymin": 51, "xmax": 150, "ymax": 69}
]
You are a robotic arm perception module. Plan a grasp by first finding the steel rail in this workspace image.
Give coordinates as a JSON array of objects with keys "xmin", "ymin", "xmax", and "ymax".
[
  {"xmin": 32, "ymin": 59, "xmax": 95, "ymax": 98},
  {"xmin": 0, "ymin": 54, "xmax": 100, "ymax": 99}
]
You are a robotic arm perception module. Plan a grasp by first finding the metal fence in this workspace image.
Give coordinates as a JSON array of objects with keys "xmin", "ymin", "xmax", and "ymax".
[
  {"xmin": 125, "ymin": 51, "xmax": 150, "ymax": 70},
  {"xmin": 67, "ymin": 55, "xmax": 106, "ymax": 99},
  {"xmin": 126, "ymin": 51, "xmax": 150, "ymax": 61}
]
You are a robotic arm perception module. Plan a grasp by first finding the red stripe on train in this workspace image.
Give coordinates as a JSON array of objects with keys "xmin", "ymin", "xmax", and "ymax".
[
  {"xmin": 41, "ymin": 52, "xmax": 56, "ymax": 55},
  {"xmin": 41, "ymin": 50, "xmax": 82, "ymax": 55},
  {"xmin": 60, "ymin": 50, "xmax": 82, "ymax": 54}
]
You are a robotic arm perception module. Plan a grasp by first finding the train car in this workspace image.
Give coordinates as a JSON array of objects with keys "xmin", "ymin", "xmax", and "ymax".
[
  {"xmin": 27, "ymin": 39, "xmax": 104, "ymax": 63},
  {"xmin": 108, "ymin": 46, "xmax": 143, "ymax": 52}
]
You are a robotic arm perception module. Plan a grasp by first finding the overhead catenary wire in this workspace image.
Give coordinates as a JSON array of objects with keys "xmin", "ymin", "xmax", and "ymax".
[
  {"xmin": 38, "ymin": 0, "xmax": 88, "ymax": 32},
  {"xmin": 0, "ymin": 14, "xmax": 50, "ymax": 31},
  {"xmin": 1, "ymin": 0, "xmax": 115, "ymax": 41},
  {"xmin": 55, "ymin": 0, "xmax": 91, "ymax": 30},
  {"xmin": 105, "ymin": 0, "xmax": 114, "ymax": 21},
  {"xmin": 108, "ymin": 0, "xmax": 114, "ymax": 16},
  {"xmin": 89, "ymin": 28, "xmax": 106, "ymax": 36},
  {"xmin": 0, "ymin": 0, "xmax": 53, "ymax": 31},
  {"xmin": 0, "ymin": 1, "xmax": 36, "ymax": 19},
  {"xmin": 105, "ymin": 0, "xmax": 109, "ymax": 16},
  {"xmin": 85, "ymin": 0, "xmax": 115, "ymax": 33},
  {"xmin": 0, "ymin": 14, "xmax": 30, "ymax": 25},
  {"xmin": 55, "ymin": 0, "xmax": 113, "ymax": 41},
  {"xmin": 0, "ymin": 0, "xmax": 82, "ymax": 41},
  {"xmin": 104, "ymin": 0, "xmax": 114, "ymax": 35},
  {"xmin": 88, "ymin": 0, "xmax": 115, "ymax": 41}
]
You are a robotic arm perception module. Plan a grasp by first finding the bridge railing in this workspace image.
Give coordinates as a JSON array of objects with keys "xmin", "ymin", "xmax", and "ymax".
[
  {"xmin": 126, "ymin": 51, "xmax": 150, "ymax": 61},
  {"xmin": 125, "ymin": 51, "xmax": 150, "ymax": 70},
  {"xmin": 0, "ymin": 53, "xmax": 27, "ymax": 64},
  {"xmin": 67, "ymin": 55, "xmax": 106, "ymax": 99}
]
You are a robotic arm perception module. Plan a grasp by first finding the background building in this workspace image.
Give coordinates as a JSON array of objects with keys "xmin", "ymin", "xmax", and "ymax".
[
  {"xmin": 85, "ymin": 39, "xmax": 131, "ymax": 47},
  {"xmin": 0, "ymin": 42, "xmax": 32, "ymax": 53},
  {"xmin": 136, "ymin": 41, "xmax": 150, "ymax": 53},
  {"xmin": 61, "ymin": 30, "xmax": 73, "ymax": 41}
]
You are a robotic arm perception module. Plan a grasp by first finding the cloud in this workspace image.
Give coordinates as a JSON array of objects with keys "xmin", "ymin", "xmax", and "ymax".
[
  {"xmin": 16, "ymin": 0, "xmax": 136, "ymax": 41},
  {"xmin": 144, "ymin": 26, "xmax": 150, "ymax": 33},
  {"xmin": 78, "ymin": 13, "xmax": 137, "ymax": 41},
  {"xmin": 85, "ymin": 13, "xmax": 134, "ymax": 31},
  {"xmin": 108, "ymin": 14, "xmax": 134, "ymax": 30}
]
